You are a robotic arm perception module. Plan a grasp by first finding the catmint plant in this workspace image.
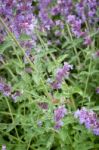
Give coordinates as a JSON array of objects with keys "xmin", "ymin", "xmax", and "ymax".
[{"xmin": 54, "ymin": 105, "xmax": 67, "ymax": 129}]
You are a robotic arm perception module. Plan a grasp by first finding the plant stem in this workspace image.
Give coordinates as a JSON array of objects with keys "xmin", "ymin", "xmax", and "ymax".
[
  {"xmin": 0, "ymin": 16, "xmax": 51, "ymax": 100},
  {"xmin": 5, "ymin": 97, "xmax": 20, "ymax": 140},
  {"xmin": 66, "ymin": 23, "xmax": 81, "ymax": 67}
]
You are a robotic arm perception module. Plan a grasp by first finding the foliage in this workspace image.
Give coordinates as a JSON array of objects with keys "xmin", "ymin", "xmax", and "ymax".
[{"xmin": 0, "ymin": 0, "xmax": 99, "ymax": 150}]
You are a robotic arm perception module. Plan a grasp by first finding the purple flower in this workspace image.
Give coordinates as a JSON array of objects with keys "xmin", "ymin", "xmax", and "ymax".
[
  {"xmin": 0, "ymin": 82, "xmax": 12, "ymax": 97},
  {"xmin": 74, "ymin": 107, "xmax": 99, "ymax": 135},
  {"xmin": 51, "ymin": 81, "xmax": 62, "ymax": 90},
  {"xmin": 67, "ymin": 15, "xmax": 83, "ymax": 38},
  {"xmin": 96, "ymin": 87, "xmax": 99, "ymax": 94},
  {"xmin": 56, "ymin": 68, "xmax": 65, "ymax": 82},
  {"xmin": 95, "ymin": 51, "xmax": 99, "ymax": 57},
  {"xmin": 54, "ymin": 120, "xmax": 63, "ymax": 130},
  {"xmin": 0, "ymin": 33, "xmax": 4, "ymax": 43},
  {"xmin": 0, "ymin": 82, "xmax": 4, "ymax": 91},
  {"xmin": 50, "ymin": 62, "xmax": 72, "ymax": 89},
  {"xmin": 54, "ymin": 105, "xmax": 67, "ymax": 122},
  {"xmin": 54, "ymin": 105, "xmax": 67, "ymax": 130},
  {"xmin": 93, "ymin": 122, "xmax": 99, "ymax": 135},
  {"xmin": 67, "ymin": 15, "xmax": 76, "ymax": 24},
  {"xmin": 55, "ymin": 40, "xmax": 61, "ymax": 45},
  {"xmin": 11, "ymin": 91, "xmax": 21, "ymax": 103},
  {"xmin": 51, "ymin": 6, "xmax": 60, "ymax": 16},
  {"xmin": 92, "ymin": 50, "xmax": 99, "ymax": 59},
  {"xmin": 2, "ymin": 145, "xmax": 6, "ymax": 150},
  {"xmin": 75, "ymin": 0, "xmax": 98, "ymax": 23},
  {"xmin": 0, "ymin": 0, "xmax": 37, "ymax": 52},
  {"xmin": 84, "ymin": 36, "xmax": 92, "ymax": 45},
  {"xmin": 3, "ymin": 84, "xmax": 11, "ymax": 96},
  {"xmin": 0, "ymin": 54, "xmax": 4, "ymax": 63},
  {"xmin": 54, "ymin": 30, "xmax": 61, "ymax": 36},
  {"xmin": 38, "ymin": 102, "xmax": 48, "ymax": 110}
]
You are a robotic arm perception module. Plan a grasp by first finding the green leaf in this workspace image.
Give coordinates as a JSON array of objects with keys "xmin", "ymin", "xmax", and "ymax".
[
  {"xmin": 46, "ymin": 134, "xmax": 54, "ymax": 149},
  {"xmin": 19, "ymin": 34, "xmax": 31, "ymax": 41},
  {"xmin": 92, "ymin": 106, "xmax": 99, "ymax": 111},
  {"xmin": 0, "ymin": 40, "xmax": 12, "ymax": 54},
  {"xmin": 57, "ymin": 54, "xmax": 68, "ymax": 63}
]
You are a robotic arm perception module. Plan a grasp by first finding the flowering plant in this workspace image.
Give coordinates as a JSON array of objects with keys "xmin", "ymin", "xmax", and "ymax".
[{"xmin": 0, "ymin": 0, "xmax": 99, "ymax": 149}]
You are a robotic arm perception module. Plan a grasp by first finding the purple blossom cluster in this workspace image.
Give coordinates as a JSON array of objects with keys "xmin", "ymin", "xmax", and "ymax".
[
  {"xmin": 49, "ymin": 62, "xmax": 73, "ymax": 89},
  {"xmin": 54, "ymin": 105, "xmax": 67, "ymax": 129},
  {"xmin": 67, "ymin": 14, "xmax": 93, "ymax": 45},
  {"xmin": 75, "ymin": 0, "xmax": 98, "ymax": 23},
  {"xmin": 67, "ymin": 15, "xmax": 83, "ymax": 38},
  {"xmin": 74, "ymin": 107, "xmax": 99, "ymax": 135},
  {"xmin": 67, "ymin": 0, "xmax": 98, "ymax": 45},
  {"xmin": 36, "ymin": 0, "xmax": 98, "ymax": 45},
  {"xmin": 38, "ymin": 0, "xmax": 53, "ymax": 31},
  {"xmin": 38, "ymin": 0, "xmax": 73, "ymax": 31},
  {"xmin": 0, "ymin": 0, "xmax": 37, "ymax": 51},
  {"xmin": 0, "ymin": 80, "xmax": 21, "ymax": 102},
  {"xmin": 0, "ymin": 0, "xmax": 98, "ymax": 47}
]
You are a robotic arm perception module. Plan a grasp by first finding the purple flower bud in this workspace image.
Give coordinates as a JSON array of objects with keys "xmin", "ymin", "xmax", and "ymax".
[
  {"xmin": 96, "ymin": 87, "xmax": 99, "ymax": 94},
  {"xmin": 2, "ymin": 145, "xmax": 6, "ymax": 150},
  {"xmin": 38, "ymin": 102, "xmax": 48, "ymax": 110},
  {"xmin": 93, "ymin": 122, "xmax": 99, "ymax": 135},
  {"xmin": 51, "ymin": 81, "xmax": 62, "ymax": 89},
  {"xmin": 11, "ymin": 91, "xmax": 21, "ymax": 103},
  {"xmin": 3, "ymin": 84, "xmax": 11, "ymax": 96},
  {"xmin": 54, "ymin": 105, "xmax": 67, "ymax": 122},
  {"xmin": 54, "ymin": 105, "xmax": 67, "ymax": 130},
  {"xmin": 54, "ymin": 30, "xmax": 61, "ymax": 36},
  {"xmin": 54, "ymin": 120, "xmax": 63, "ymax": 130},
  {"xmin": 0, "ymin": 82, "xmax": 4, "ymax": 91},
  {"xmin": 84, "ymin": 36, "xmax": 92, "ymax": 45},
  {"xmin": 55, "ymin": 40, "xmax": 61, "ymax": 45},
  {"xmin": 49, "ymin": 62, "xmax": 73, "ymax": 90},
  {"xmin": 92, "ymin": 50, "xmax": 99, "ymax": 59},
  {"xmin": 0, "ymin": 54, "xmax": 4, "ymax": 63},
  {"xmin": 67, "ymin": 15, "xmax": 76, "ymax": 24},
  {"xmin": 56, "ymin": 62, "xmax": 73, "ymax": 81},
  {"xmin": 0, "ymin": 0, "xmax": 37, "ymax": 51},
  {"xmin": 74, "ymin": 107, "xmax": 99, "ymax": 135}
]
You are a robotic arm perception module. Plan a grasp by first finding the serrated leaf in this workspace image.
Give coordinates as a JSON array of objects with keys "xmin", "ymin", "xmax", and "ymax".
[{"xmin": 57, "ymin": 54, "xmax": 68, "ymax": 63}]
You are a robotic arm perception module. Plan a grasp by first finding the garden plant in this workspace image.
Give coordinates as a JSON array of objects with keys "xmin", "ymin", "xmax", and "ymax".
[{"xmin": 0, "ymin": 0, "xmax": 99, "ymax": 150}]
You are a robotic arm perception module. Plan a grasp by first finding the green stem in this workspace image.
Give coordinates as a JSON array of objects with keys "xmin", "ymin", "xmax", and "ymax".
[
  {"xmin": 5, "ymin": 97, "xmax": 20, "ymax": 140},
  {"xmin": 64, "ymin": 82, "xmax": 76, "ymax": 110},
  {"xmin": 0, "ymin": 129, "xmax": 24, "ymax": 144},
  {"xmin": 35, "ymin": 29, "xmax": 57, "ymax": 64},
  {"xmin": 0, "ymin": 17, "xmax": 33, "ymax": 67},
  {"xmin": 0, "ymin": 16, "xmax": 51, "ymax": 100},
  {"xmin": 12, "ymin": 45, "xmax": 22, "ymax": 64},
  {"xmin": 82, "ymin": 44, "xmax": 94, "ymax": 105},
  {"xmin": 66, "ymin": 23, "xmax": 81, "ymax": 67}
]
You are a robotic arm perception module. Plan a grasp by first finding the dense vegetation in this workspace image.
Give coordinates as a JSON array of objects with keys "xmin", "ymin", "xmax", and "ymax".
[{"xmin": 0, "ymin": 0, "xmax": 99, "ymax": 149}]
